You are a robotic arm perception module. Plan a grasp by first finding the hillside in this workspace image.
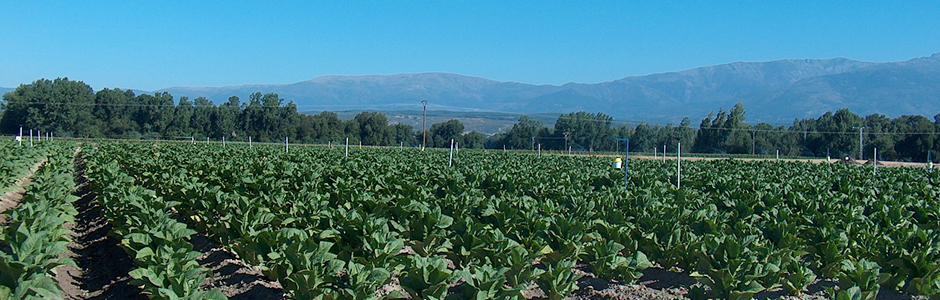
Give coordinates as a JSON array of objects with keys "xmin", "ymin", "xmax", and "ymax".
[
  {"xmin": 8, "ymin": 53, "xmax": 938, "ymax": 125},
  {"xmin": 158, "ymin": 53, "xmax": 940, "ymax": 124}
]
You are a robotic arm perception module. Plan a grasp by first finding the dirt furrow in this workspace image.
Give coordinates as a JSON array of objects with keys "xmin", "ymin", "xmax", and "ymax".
[
  {"xmin": 56, "ymin": 155, "xmax": 145, "ymax": 300},
  {"xmin": 190, "ymin": 232, "xmax": 284, "ymax": 299}
]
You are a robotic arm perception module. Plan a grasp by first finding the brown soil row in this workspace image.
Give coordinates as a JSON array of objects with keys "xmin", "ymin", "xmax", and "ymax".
[
  {"xmin": 55, "ymin": 178, "xmax": 147, "ymax": 299},
  {"xmin": 188, "ymin": 229, "xmax": 284, "ymax": 298}
]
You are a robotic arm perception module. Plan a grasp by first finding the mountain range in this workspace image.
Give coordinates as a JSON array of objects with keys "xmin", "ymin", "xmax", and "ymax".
[{"xmin": 5, "ymin": 53, "xmax": 940, "ymax": 125}]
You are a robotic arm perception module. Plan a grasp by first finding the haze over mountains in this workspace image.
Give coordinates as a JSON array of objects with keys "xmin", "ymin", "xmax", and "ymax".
[{"xmin": 5, "ymin": 53, "xmax": 940, "ymax": 125}]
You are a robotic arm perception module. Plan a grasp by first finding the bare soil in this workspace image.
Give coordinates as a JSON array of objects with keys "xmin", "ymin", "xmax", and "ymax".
[
  {"xmin": 190, "ymin": 232, "xmax": 285, "ymax": 299},
  {"xmin": 55, "ymin": 157, "xmax": 146, "ymax": 300}
]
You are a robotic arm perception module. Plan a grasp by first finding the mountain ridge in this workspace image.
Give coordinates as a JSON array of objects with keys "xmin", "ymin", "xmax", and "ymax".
[
  {"xmin": 5, "ymin": 54, "xmax": 938, "ymax": 124},
  {"xmin": 152, "ymin": 53, "xmax": 940, "ymax": 124}
]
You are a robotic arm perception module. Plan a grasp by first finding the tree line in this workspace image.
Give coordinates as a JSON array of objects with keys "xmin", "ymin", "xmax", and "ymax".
[
  {"xmin": 493, "ymin": 103, "xmax": 940, "ymax": 162},
  {"xmin": 0, "ymin": 78, "xmax": 485, "ymax": 148},
  {"xmin": 3, "ymin": 78, "xmax": 939, "ymax": 162}
]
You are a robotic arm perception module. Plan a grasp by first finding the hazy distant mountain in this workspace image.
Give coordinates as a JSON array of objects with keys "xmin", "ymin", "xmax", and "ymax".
[
  {"xmin": 160, "ymin": 73, "xmax": 562, "ymax": 112},
  {"xmin": 154, "ymin": 53, "xmax": 940, "ymax": 124},
  {"xmin": 0, "ymin": 87, "xmax": 13, "ymax": 96},
  {"xmin": 741, "ymin": 54, "xmax": 940, "ymax": 122}
]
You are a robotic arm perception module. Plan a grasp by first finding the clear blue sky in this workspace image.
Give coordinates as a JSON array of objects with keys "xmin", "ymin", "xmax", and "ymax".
[{"xmin": 2, "ymin": 1, "xmax": 939, "ymax": 91}]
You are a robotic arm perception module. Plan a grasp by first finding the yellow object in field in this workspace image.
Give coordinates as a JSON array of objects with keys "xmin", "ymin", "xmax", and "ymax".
[{"xmin": 613, "ymin": 157, "xmax": 623, "ymax": 169}]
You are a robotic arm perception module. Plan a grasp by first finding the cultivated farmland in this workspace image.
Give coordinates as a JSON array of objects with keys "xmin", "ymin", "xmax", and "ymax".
[{"xmin": 2, "ymin": 141, "xmax": 939, "ymax": 299}]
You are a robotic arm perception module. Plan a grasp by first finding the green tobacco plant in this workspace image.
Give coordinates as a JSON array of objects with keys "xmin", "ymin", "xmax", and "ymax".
[
  {"xmin": 359, "ymin": 232, "xmax": 404, "ymax": 272},
  {"xmin": 808, "ymin": 227, "xmax": 850, "ymax": 278},
  {"xmin": 535, "ymin": 258, "xmax": 581, "ymax": 300},
  {"xmin": 281, "ymin": 240, "xmax": 345, "ymax": 299},
  {"xmin": 838, "ymin": 258, "xmax": 880, "ymax": 300},
  {"xmin": 399, "ymin": 255, "xmax": 454, "ymax": 300},
  {"xmin": 825, "ymin": 285, "xmax": 864, "ymax": 300},
  {"xmin": 445, "ymin": 218, "xmax": 488, "ymax": 269},
  {"xmin": 587, "ymin": 239, "xmax": 651, "ymax": 283},
  {"xmin": 336, "ymin": 261, "xmax": 393, "ymax": 300},
  {"xmin": 0, "ymin": 272, "xmax": 61, "ymax": 300},
  {"xmin": 457, "ymin": 264, "xmax": 511, "ymax": 300},
  {"xmin": 782, "ymin": 259, "xmax": 817, "ymax": 296},
  {"xmin": 889, "ymin": 246, "xmax": 940, "ymax": 296},
  {"xmin": 122, "ymin": 215, "xmax": 218, "ymax": 300},
  {"xmin": 691, "ymin": 235, "xmax": 775, "ymax": 300},
  {"xmin": 83, "ymin": 149, "xmax": 226, "ymax": 300},
  {"xmin": 410, "ymin": 234, "xmax": 453, "ymax": 258},
  {"xmin": 501, "ymin": 243, "xmax": 544, "ymax": 297}
]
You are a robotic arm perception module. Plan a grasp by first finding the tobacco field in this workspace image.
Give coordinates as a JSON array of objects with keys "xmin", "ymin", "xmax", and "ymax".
[{"xmin": 2, "ymin": 141, "xmax": 940, "ymax": 300}]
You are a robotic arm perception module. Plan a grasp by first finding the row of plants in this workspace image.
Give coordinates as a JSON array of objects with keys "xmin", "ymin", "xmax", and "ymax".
[
  {"xmin": 83, "ymin": 151, "xmax": 227, "ymax": 300},
  {"xmin": 87, "ymin": 142, "xmax": 940, "ymax": 299},
  {"xmin": 0, "ymin": 143, "xmax": 77, "ymax": 299},
  {"xmin": 90, "ymin": 143, "xmax": 649, "ymax": 299},
  {"xmin": 0, "ymin": 142, "xmax": 47, "ymax": 194}
]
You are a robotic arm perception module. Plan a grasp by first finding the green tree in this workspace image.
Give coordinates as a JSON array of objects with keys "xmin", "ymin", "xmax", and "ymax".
[
  {"xmin": 217, "ymin": 96, "xmax": 240, "ymax": 140},
  {"xmin": 134, "ymin": 92, "xmax": 174, "ymax": 138},
  {"xmin": 0, "ymin": 78, "xmax": 99, "ymax": 136},
  {"xmin": 344, "ymin": 119, "xmax": 361, "ymax": 144},
  {"xmin": 389, "ymin": 123, "xmax": 417, "ymax": 147},
  {"xmin": 308, "ymin": 111, "xmax": 345, "ymax": 143},
  {"xmin": 240, "ymin": 93, "xmax": 265, "ymax": 141},
  {"xmin": 721, "ymin": 103, "xmax": 751, "ymax": 154},
  {"xmin": 275, "ymin": 101, "xmax": 300, "ymax": 141},
  {"xmin": 806, "ymin": 109, "xmax": 863, "ymax": 158},
  {"xmin": 354, "ymin": 112, "xmax": 390, "ymax": 146},
  {"xmin": 427, "ymin": 119, "xmax": 464, "ymax": 148},
  {"xmin": 459, "ymin": 131, "xmax": 487, "ymax": 149},
  {"xmin": 94, "ymin": 88, "xmax": 140, "ymax": 138},
  {"xmin": 191, "ymin": 97, "xmax": 217, "ymax": 139},
  {"xmin": 693, "ymin": 111, "xmax": 720, "ymax": 153},
  {"xmin": 675, "ymin": 117, "xmax": 697, "ymax": 153},
  {"xmin": 693, "ymin": 103, "xmax": 749, "ymax": 154},
  {"xmin": 893, "ymin": 115, "xmax": 935, "ymax": 161},
  {"xmin": 166, "ymin": 96, "xmax": 195, "ymax": 138},
  {"xmin": 553, "ymin": 112, "xmax": 615, "ymax": 152},
  {"xmin": 627, "ymin": 123, "xmax": 657, "ymax": 153},
  {"xmin": 863, "ymin": 114, "xmax": 897, "ymax": 160},
  {"xmin": 499, "ymin": 116, "xmax": 544, "ymax": 150}
]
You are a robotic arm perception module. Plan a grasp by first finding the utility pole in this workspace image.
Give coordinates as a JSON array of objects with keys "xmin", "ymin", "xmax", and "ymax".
[
  {"xmin": 421, "ymin": 100, "xmax": 428, "ymax": 149},
  {"xmin": 676, "ymin": 140, "xmax": 682, "ymax": 189},
  {"xmin": 563, "ymin": 132, "xmax": 569, "ymax": 154},
  {"xmin": 751, "ymin": 129, "xmax": 756, "ymax": 155},
  {"xmin": 853, "ymin": 126, "xmax": 865, "ymax": 160}
]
